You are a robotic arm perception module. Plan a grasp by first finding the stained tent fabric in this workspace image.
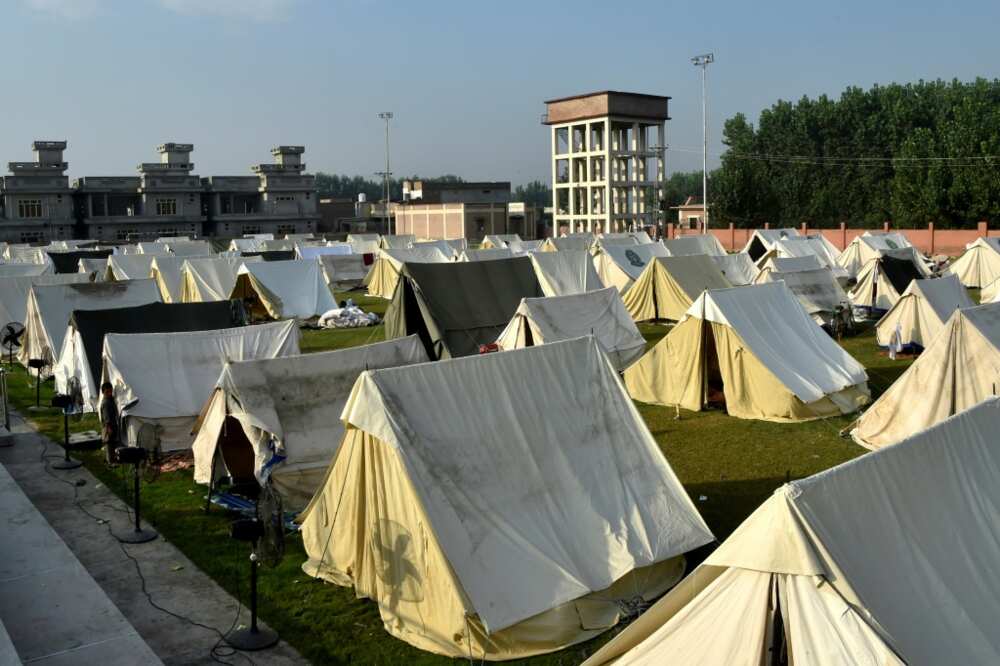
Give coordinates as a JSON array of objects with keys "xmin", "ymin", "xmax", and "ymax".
[
  {"xmin": 753, "ymin": 259, "xmax": 849, "ymax": 324},
  {"xmin": 411, "ymin": 239, "xmax": 460, "ymax": 259},
  {"xmin": 347, "ymin": 234, "xmax": 380, "ymax": 256},
  {"xmin": 164, "ymin": 240, "xmax": 212, "ymax": 257},
  {"xmin": 365, "ymin": 247, "xmax": 452, "ymax": 299},
  {"xmin": 317, "ymin": 254, "xmax": 367, "ymax": 289},
  {"xmin": 482, "ymin": 234, "xmax": 522, "ymax": 249},
  {"xmin": 848, "ymin": 253, "xmax": 926, "ymax": 311},
  {"xmin": 495, "ymin": 288, "xmax": 646, "ymax": 371},
  {"xmin": 626, "ymin": 282, "xmax": 869, "ymax": 422},
  {"xmin": 191, "ymin": 335, "xmax": 428, "ymax": 508},
  {"xmin": 54, "ymin": 301, "xmax": 241, "ymax": 410},
  {"xmin": 0, "ymin": 264, "xmax": 50, "ymax": 278},
  {"xmin": 459, "ymin": 247, "xmax": 514, "ymax": 262},
  {"xmin": 741, "ymin": 228, "xmax": 801, "ymax": 261},
  {"xmin": 240, "ymin": 250, "xmax": 295, "ymax": 262},
  {"xmin": 384, "ymin": 256, "xmax": 544, "ymax": 359},
  {"xmin": 46, "ymin": 249, "xmax": 114, "ymax": 274},
  {"xmin": 21, "ymin": 279, "xmax": 162, "ymax": 374},
  {"xmin": 151, "ymin": 255, "xmax": 210, "ymax": 303},
  {"xmin": 232, "ymin": 260, "xmax": 338, "ymax": 320},
  {"xmin": 136, "ymin": 242, "xmax": 173, "ymax": 256},
  {"xmin": 104, "ymin": 320, "xmax": 299, "ymax": 451},
  {"xmin": 622, "ymin": 255, "xmax": 732, "ymax": 322},
  {"xmin": 508, "ymin": 239, "xmax": 543, "ymax": 255},
  {"xmin": 299, "ymin": 337, "xmax": 714, "ymax": 659},
  {"xmin": 77, "ymin": 258, "xmax": 106, "ymax": 280},
  {"xmin": 178, "ymin": 256, "xmax": 260, "ymax": 303},
  {"xmin": 875, "ymin": 274, "xmax": 973, "ymax": 348},
  {"xmin": 106, "ymin": 254, "xmax": 157, "ymax": 281},
  {"xmin": 528, "ymin": 250, "xmax": 603, "ymax": 296},
  {"xmin": 592, "ymin": 243, "xmax": 669, "ymax": 292},
  {"xmin": 229, "ymin": 238, "xmax": 265, "ymax": 253},
  {"xmin": 4, "ymin": 245, "xmax": 52, "ymax": 265},
  {"xmin": 853, "ymin": 303, "xmax": 1000, "ymax": 449},
  {"xmin": 759, "ymin": 237, "xmax": 848, "ymax": 282},
  {"xmin": 0, "ymin": 273, "xmax": 90, "ymax": 329},
  {"xmin": 587, "ymin": 399, "xmax": 1000, "ymax": 666},
  {"xmin": 661, "ymin": 234, "xmax": 726, "ymax": 257},
  {"xmin": 294, "ymin": 244, "xmax": 352, "ymax": 260},
  {"xmin": 710, "ymin": 252, "xmax": 758, "ymax": 285},
  {"xmin": 944, "ymin": 237, "xmax": 1000, "ymax": 288}
]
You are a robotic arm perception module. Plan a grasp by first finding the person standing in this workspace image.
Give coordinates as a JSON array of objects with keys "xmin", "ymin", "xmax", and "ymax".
[{"xmin": 99, "ymin": 382, "xmax": 121, "ymax": 464}]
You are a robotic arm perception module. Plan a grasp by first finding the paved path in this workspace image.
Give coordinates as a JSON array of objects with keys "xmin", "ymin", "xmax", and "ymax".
[{"xmin": 0, "ymin": 412, "xmax": 307, "ymax": 665}]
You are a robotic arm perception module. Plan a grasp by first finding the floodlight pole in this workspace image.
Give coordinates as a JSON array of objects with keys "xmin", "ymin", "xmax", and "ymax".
[
  {"xmin": 378, "ymin": 112, "xmax": 394, "ymax": 235},
  {"xmin": 692, "ymin": 53, "xmax": 714, "ymax": 234}
]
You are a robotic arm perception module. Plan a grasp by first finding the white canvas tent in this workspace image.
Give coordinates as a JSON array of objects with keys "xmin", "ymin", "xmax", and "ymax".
[
  {"xmin": 191, "ymin": 336, "xmax": 428, "ymax": 508},
  {"xmin": 622, "ymin": 255, "xmax": 732, "ymax": 322},
  {"xmin": 540, "ymin": 235, "xmax": 594, "ymax": 252},
  {"xmin": 365, "ymin": 247, "xmax": 452, "ymax": 299},
  {"xmin": 626, "ymin": 282, "xmax": 869, "ymax": 422},
  {"xmin": 105, "ymin": 254, "xmax": 157, "ymax": 281},
  {"xmin": 661, "ymin": 234, "xmax": 726, "ymax": 257},
  {"xmin": 837, "ymin": 234, "xmax": 931, "ymax": 279},
  {"xmin": 528, "ymin": 250, "xmax": 603, "ymax": 296},
  {"xmin": 459, "ymin": 247, "xmax": 514, "ymax": 262},
  {"xmin": 179, "ymin": 256, "xmax": 260, "ymax": 302},
  {"xmin": 299, "ymin": 337, "xmax": 714, "ymax": 659},
  {"xmin": 595, "ymin": 233, "xmax": 639, "ymax": 249},
  {"xmin": 592, "ymin": 243, "xmax": 669, "ymax": 292},
  {"xmin": 848, "ymin": 251, "xmax": 928, "ymax": 311},
  {"xmin": 944, "ymin": 236, "xmax": 1000, "ymax": 288},
  {"xmin": 294, "ymin": 244, "xmax": 351, "ymax": 261},
  {"xmin": 0, "ymin": 273, "xmax": 90, "ymax": 330},
  {"xmin": 151, "ymin": 255, "xmax": 209, "ymax": 302},
  {"xmin": 508, "ymin": 239, "xmax": 543, "ymax": 254},
  {"xmin": 105, "ymin": 320, "xmax": 299, "ymax": 451},
  {"xmin": 710, "ymin": 252, "xmax": 758, "ymax": 285},
  {"xmin": 21, "ymin": 279, "xmax": 161, "ymax": 373},
  {"xmin": 77, "ymin": 258, "xmax": 106, "ymax": 280},
  {"xmin": 347, "ymin": 234, "xmax": 380, "ymax": 256},
  {"xmin": 232, "ymin": 260, "xmax": 337, "ymax": 320},
  {"xmin": 742, "ymin": 228, "xmax": 801, "ymax": 261},
  {"xmin": 584, "ymin": 398, "xmax": 1000, "ymax": 666},
  {"xmin": 229, "ymin": 238, "xmax": 265, "ymax": 253},
  {"xmin": 0, "ymin": 264, "xmax": 50, "ymax": 278},
  {"xmin": 754, "ymin": 258, "xmax": 849, "ymax": 324},
  {"xmin": 875, "ymin": 274, "xmax": 973, "ymax": 348},
  {"xmin": 759, "ymin": 236, "xmax": 845, "ymax": 274},
  {"xmin": 136, "ymin": 242, "xmax": 173, "ymax": 255},
  {"xmin": 317, "ymin": 254, "xmax": 367, "ymax": 289},
  {"xmin": 482, "ymin": 234, "xmax": 522, "ymax": 249},
  {"xmin": 496, "ymin": 288, "xmax": 645, "ymax": 371},
  {"xmin": 164, "ymin": 240, "xmax": 212, "ymax": 257},
  {"xmin": 378, "ymin": 234, "xmax": 415, "ymax": 250},
  {"xmin": 4, "ymin": 245, "xmax": 52, "ymax": 265},
  {"xmin": 410, "ymin": 239, "xmax": 459, "ymax": 259},
  {"xmin": 853, "ymin": 302, "xmax": 1000, "ymax": 449}
]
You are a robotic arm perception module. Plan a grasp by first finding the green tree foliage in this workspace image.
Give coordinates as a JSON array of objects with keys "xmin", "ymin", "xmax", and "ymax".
[
  {"xmin": 314, "ymin": 174, "xmax": 465, "ymax": 201},
  {"xmin": 513, "ymin": 180, "xmax": 551, "ymax": 207},
  {"xmin": 662, "ymin": 171, "xmax": 704, "ymax": 209},
  {"xmin": 711, "ymin": 79, "xmax": 1000, "ymax": 228}
]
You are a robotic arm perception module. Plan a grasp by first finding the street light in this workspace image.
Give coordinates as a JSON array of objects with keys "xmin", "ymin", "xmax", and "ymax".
[
  {"xmin": 377, "ymin": 112, "xmax": 393, "ymax": 235},
  {"xmin": 691, "ymin": 53, "xmax": 713, "ymax": 234}
]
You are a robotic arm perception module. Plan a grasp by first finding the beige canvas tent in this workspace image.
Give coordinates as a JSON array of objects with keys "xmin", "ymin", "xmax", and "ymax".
[
  {"xmin": 661, "ymin": 234, "xmax": 726, "ymax": 257},
  {"xmin": 459, "ymin": 247, "xmax": 514, "ymax": 262},
  {"xmin": 495, "ymin": 288, "xmax": 646, "ymax": 371},
  {"xmin": 626, "ymin": 282, "xmax": 869, "ymax": 421},
  {"xmin": 710, "ymin": 252, "xmax": 758, "ymax": 285},
  {"xmin": 317, "ymin": 253, "xmax": 367, "ymax": 289},
  {"xmin": 0, "ymin": 273, "xmax": 90, "ymax": 330},
  {"xmin": 848, "ymin": 252, "xmax": 928, "ymax": 311},
  {"xmin": 378, "ymin": 234, "xmax": 415, "ymax": 250},
  {"xmin": 584, "ymin": 398, "xmax": 1000, "ymax": 666},
  {"xmin": 299, "ymin": 337, "xmax": 714, "ymax": 659},
  {"xmin": 539, "ymin": 234, "xmax": 594, "ymax": 252},
  {"xmin": 622, "ymin": 255, "xmax": 732, "ymax": 322},
  {"xmin": 105, "ymin": 254, "xmax": 157, "ymax": 281},
  {"xmin": 191, "ymin": 336, "xmax": 428, "ymax": 509},
  {"xmin": 151, "ymin": 255, "xmax": 209, "ymax": 302},
  {"xmin": 105, "ymin": 320, "xmax": 299, "ymax": 451},
  {"xmin": 837, "ymin": 234, "xmax": 930, "ymax": 279},
  {"xmin": 364, "ymin": 247, "xmax": 452, "ymax": 299},
  {"xmin": 231, "ymin": 260, "xmax": 339, "ymax": 320},
  {"xmin": 853, "ymin": 302, "xmax": 1000, "ymax": 449},
  {"xmin": 481, "ymin": 234, "xmax": 522, "ymax": 249},
  {"xmin": 741, "ymin": 228, "xmax": 801, "ymax": 261},
  {"xmin": 410, "ymin": 239, "xmax": 460, "ymax": 259},
  {"xmin": 528, "ymin": 250, "xmax": 603, "ymax": 296},
  {"xmin": 945, "ymin": 236, "xmax": 1000, "ymax": 288},
  {"xmin": 757, "ymin": 236, "xmax": 847, "ymax": 282},
  {"xmin": 179, "ymin": 256, "xmax": 260, "ymax": 302},
  {"xmin": 754, "ymin": 257, "xmax": 849, "ymax": 325},
  {"xmin": 592, "ymin": 243, "xmax": 669, "ymax": 292},
  {"xmin": 874, "ymin": 274, "xmax": 973, "ymax": 349}
]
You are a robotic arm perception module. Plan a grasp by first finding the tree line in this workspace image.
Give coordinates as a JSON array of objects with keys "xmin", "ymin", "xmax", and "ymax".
[{"xmin": 709, "ymin": 78, "xmax": 1000, "ymax": 229}]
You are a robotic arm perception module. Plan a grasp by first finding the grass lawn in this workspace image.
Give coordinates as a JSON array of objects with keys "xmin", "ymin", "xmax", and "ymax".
[{"xmin": 5, "ymin": 292, "xmax": 915, "ymax": 665}]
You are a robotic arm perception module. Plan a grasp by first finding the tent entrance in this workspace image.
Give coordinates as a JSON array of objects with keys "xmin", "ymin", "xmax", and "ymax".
[
  {"xmin": 701, "ymin": 322, "xmax": 726, "ymax": 409},
  {"xmin": 219, "ymin": 415, "xmax": 257, "ymax": 493},
  {"xmin": 747, "ymin": 237, "xmax": 768, "ymax": 262}
]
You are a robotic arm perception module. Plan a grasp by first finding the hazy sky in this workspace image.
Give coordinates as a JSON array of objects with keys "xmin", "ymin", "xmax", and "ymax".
[{"xmin": 4, "ymin": 0, "xmax": 998, "ymax": 186}]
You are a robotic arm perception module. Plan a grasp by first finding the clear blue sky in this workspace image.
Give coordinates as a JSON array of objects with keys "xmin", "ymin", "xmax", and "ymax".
[{"xmin": 4, "ymin": 0, "xmax": 998, "ymax": 186}]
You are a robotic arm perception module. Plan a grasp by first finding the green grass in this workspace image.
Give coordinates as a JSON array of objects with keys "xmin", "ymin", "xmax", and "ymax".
[{"xmin": 6, "ymin": 294, "xmax": 916, "ymax": 665}]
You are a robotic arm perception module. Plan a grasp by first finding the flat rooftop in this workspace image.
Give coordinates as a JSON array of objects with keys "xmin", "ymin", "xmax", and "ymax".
[{"xmin": 544, "ymin": 90, "xmax": 671, "ymax": 125}]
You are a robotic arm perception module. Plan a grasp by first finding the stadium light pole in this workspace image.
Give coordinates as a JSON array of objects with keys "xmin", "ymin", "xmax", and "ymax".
[
  {"xmin": 378, "ymin": 111, "xmax": 394, "ymax": 235},
  {"xmin": 691, "ymin": 53, "xmax": 713, "ymax": 234}
]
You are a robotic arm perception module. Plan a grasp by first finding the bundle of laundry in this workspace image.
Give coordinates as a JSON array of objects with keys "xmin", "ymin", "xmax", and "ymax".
[{"xmin": 318, "ymin": 305, "xmax": 379, "ymax": 329}]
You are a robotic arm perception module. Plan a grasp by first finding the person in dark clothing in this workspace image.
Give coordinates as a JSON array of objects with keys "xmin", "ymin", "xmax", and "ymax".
[{"xmin": 100, "ymin": 382, "xmax": 121, "ymax": 464}]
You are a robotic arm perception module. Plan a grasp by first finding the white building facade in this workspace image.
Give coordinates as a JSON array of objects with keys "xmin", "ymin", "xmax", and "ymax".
[{"xmin": 0, "ymin": 141, "xmax": 75, "ymax": 243}]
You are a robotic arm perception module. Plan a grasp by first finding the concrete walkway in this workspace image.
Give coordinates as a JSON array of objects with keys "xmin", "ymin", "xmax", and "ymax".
[{"xmin": 0, "ymin": 412, "xmax": 307, "ymax": 666}]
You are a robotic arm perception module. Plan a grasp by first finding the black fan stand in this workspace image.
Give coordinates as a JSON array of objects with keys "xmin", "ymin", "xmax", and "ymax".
[
  {"xmin": 27, "ymin": 358, "xmax": 47, "ymax": 412},
  {"xmin": 49, "ymin": 395, "xmax": 82, "ymax": 470},
  {"xmin": 113, "ymin": 446, "xmax": 157, "ymax": 544},
  {"xmin": 226, "ymin": 519, "xmax": 279, "ymax": 651}
]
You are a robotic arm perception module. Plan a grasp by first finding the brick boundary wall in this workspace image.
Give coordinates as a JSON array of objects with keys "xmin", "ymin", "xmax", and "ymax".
[{"xmin": 667, "ymin": 221, "xmax": 995, "ymax": 256}]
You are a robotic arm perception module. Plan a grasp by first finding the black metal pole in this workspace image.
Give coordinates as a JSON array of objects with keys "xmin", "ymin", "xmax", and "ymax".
[
  {"xmin": 35, "ymin": 369, "xmax": 41, "ymax": 408},
  {"xmin": 133, "ymin": 463, "xmax": 141, "ymax": 533},
  {"xmin": 249, "ymin": 554, "xmax": 260, "ymax": 633},
  {"xmin": 63, "ymin": 411, "xmax": 70, "ymax": 463}
]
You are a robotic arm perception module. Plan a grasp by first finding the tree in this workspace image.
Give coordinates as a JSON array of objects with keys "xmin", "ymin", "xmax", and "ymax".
[{"xmin": 513, "ymin": 180, "xmax": 551, "ymax": 207}]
